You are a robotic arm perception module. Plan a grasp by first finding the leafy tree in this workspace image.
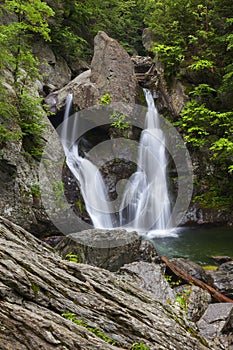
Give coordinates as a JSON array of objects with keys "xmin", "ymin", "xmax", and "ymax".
[
  {"xmin": 145, "ymin": 0, "xmax": 233, "ymax": 208},
  {"xmin": 0, "ymin": 0, "xmax": 54, "ymax": 156}
]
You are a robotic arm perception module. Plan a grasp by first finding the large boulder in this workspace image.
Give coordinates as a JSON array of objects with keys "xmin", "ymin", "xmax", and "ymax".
[
  {"xmin": 45, "ymin": 31, "xmax": 138, "ymax": 113},
  {"xmin": 55, "ymin": 229, "xmax": 157, "ymax": 271},
  {"xmin": 0, "ymin": 216, "xmax": 212, "ymax": 350}
]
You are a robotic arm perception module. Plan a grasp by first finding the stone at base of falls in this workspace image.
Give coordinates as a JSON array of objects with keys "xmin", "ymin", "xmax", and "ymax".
[
  {"xmin": 0, "ymin": 216, "xmax": 212, "ymax": 350},
  {"xmin": 55, "ymin": 229, "xmax": 157, "ymax": 271}
]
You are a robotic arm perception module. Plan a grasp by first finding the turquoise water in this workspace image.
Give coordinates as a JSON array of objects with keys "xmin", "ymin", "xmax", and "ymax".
[{"xmin": 151, "ymin": 226, "xmax": 233, "ymax": 265}]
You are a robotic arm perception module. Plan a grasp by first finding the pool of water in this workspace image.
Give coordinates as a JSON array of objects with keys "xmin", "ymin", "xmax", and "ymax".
[{"xmin": 149, "ymin": 226, "xmax": 233, "ymax": 265}]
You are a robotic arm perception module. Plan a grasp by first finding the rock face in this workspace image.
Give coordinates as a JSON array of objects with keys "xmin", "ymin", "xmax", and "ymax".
[
  {"xmin": 45, "ymin": 31, "xmax": 138, "ymax": 114},
  {"xmin": 33, "ymin": 42, "xmax": 72, "ymax": 93},
  {"xmin": 0, "ymin": 216, "xmax": 212, "ymax": 350},
  {"xmin": 0, "ymin": 69, "xmax": 58, "ymax": 235},
  {"xmin": 90, "ymin": 31, "xmax": 137, "ymax": 104}
]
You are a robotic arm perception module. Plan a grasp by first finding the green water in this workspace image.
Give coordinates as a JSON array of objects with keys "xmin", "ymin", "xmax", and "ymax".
[{"xmin": 151, "ymin": 226, "xmax": 233, "ymax": 265}]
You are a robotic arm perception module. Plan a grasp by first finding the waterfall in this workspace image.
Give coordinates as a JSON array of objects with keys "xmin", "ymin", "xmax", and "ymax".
[
  {"xmin": 61, "ymin": 89, "xmax": 171, "ymax": 232},
  {"xmin": 119, "ymin": 88, "xmax": 171, "ymax": 231},
  {"xmin": 61, "ymin": 94, "xmax": 113, "ymax": 229}
]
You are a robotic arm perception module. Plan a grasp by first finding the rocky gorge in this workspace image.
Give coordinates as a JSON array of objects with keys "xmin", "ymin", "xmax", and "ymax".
[
  {"xmin": 0, "ymin": 27, "xmax": 233, "ymax": 350},
  {"xmin": 0, "ymin": 30, "xmax": 232, "ymax": 233}
]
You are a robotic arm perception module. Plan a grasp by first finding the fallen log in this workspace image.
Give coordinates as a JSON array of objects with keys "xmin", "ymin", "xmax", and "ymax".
[{"xmin": 161, "ymin": 256, "xmax": 233, "ymax": 303}]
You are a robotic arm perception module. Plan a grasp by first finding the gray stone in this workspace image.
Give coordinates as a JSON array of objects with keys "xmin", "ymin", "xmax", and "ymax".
[
  {"xmin": 90, "ymin": 31, "xmax": 137, "ymax": 104},
  {"xmin": 33, "ymin": 42, "xmax": 72, "ymax": 91},
  {"xmin": 197, "ymin": 303, "xmax": 233, "ymax": 338},
  {"xmin": 45, "ymin": 31, "xmax": 138, "ymax": 113},
  {"xmin": 119, "ymin": 261, "xmax": 176, "ymax": 303},
  {"xmin": 206, "ymin": 261, "xmax": 233, "ymax": 299},
  {"xmin": 174, "ymin": 285, "xmax": 211, "ymax": 322},
  {"xmin": 0, "ymin": 216, "xmax": 212, "ymax": 349},
  {"xmin": 55, "ymin": 229, "xmax": 142, "ymax": 271},
  {"xmin": 170, "ymin": 257, "xmax": 212, "ymax": 284}
]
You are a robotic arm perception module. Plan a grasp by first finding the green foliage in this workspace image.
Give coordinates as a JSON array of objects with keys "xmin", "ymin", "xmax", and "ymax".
[
  {"xmin": 151, "ymin": 44, "xmax": 184, "ymax": 76},
  {"xmin": 131, "ymin": 343, "xmax": 150, "ymax": 350},
  {"xmin": 164, "ymin": 274, "xmax": 182, "ymax": 288},
  {"xmin": 188, "ymin": 58, "xmax": 214, "ymax": 71},
  {"xmin": 65, "ymin": 253, "xmax": 81, "ymax": 263},
  {"xmin": 0, "ymin": 0, "xmax": 54, "ymax": 158},
  {"xmin": 110, "ymin": 112, "xmax": 130, "ymax": 130},
  {"xmin": 99, "ymin": 93, "xmax": 111, "ymax": 105},
  {"xmin": 62, "ymin": 313, "xmax": 117, "ymax": 345},
  {"xmin": 49, "ymin": 0, "xmax": 147, "ymax": 59},
  {"xmin": 31, "ymin": 183, "xmax": 40, "ymax": 198},
  {"xmin": 174, "ymin": 287, "xmax": 192, "ymax": 312}
]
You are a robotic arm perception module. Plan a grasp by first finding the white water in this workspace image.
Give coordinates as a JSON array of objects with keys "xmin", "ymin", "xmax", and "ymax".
[
  {"xmin": 61, "ymin": 94, "xmax": 113, "ymax": 229},
  {"xmin": 61, "ymin": 89, "xmax": 171, "ymax": 233},
  {"xmin": 119, "ymin": 88, "xmax": 171, "ymax": 231}
]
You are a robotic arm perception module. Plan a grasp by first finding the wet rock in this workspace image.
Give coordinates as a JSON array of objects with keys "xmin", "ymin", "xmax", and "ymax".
[
  {"xmin": 118, "ymin": 261, "xmax": 176, "ymax": 303},
  {"xmin": 206, "ymin": 261, "xmax": 233, "ymax": 299},
  {"xmin": 0, "ymin": 216, "xmax": 212, "ymax": 350},
  {"xmin": 211, "ymin": 256, "xmax": 233, "ymax": 264}
]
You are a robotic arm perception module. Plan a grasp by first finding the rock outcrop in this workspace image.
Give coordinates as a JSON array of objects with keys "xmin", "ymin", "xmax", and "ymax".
[
  {"xmin": 45, "ymin": 31, "xmax": 138, "ymax": 114},
  {"xmin": 0, "ymin": 216, "xmax": 213, "ymax": 350}
]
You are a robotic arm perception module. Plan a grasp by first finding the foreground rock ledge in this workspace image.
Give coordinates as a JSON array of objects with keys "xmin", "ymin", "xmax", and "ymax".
[{"xmin": 0, "ymin": 217, "xmax": 211, "ymax": 350}]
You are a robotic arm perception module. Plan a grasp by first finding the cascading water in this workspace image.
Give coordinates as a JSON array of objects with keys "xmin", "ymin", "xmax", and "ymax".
[
  {"xmin": 119, "ymin": 88, "xmax": 171, "ymax": 232},
  {"xmin": 61, "ymin": 94, "xmax": 113, "ymax": 229},
  {"xmin": 61, "ymin": 89, "xmax": 171, "ymax": 233}
]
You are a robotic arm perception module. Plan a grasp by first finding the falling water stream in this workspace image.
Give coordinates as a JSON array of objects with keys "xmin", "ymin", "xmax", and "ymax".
[{"xmin": 61, "ymin": 89, "xmax": 172, "ymax": 234}]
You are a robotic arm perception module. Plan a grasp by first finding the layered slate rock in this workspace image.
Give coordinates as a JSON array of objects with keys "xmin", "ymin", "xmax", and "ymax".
[
  {"xmin": 0, "ymin": 217, "xmax": 211, "ymax": 350},
  {"xmin": 118, "ymin": 261, "xmax": 176, "ymax": 303}
]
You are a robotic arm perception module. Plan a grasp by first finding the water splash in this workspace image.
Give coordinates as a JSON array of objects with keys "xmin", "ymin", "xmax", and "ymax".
[
  {"xmin": 61, "ymin": 94, "xmax": 113, "ymax": 229},
  {"xmin": 61, "ymin": 89, "xmax": 172, "ymax": 233},
  {"xmin": 119, "ymin": 88, "xmax": 171, "ymax": 231}
]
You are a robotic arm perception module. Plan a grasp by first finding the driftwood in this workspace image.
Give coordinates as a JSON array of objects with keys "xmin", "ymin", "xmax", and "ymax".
[{"xmin": 161, "ymin": 256, "xmax": 233, "ymax": 304}]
